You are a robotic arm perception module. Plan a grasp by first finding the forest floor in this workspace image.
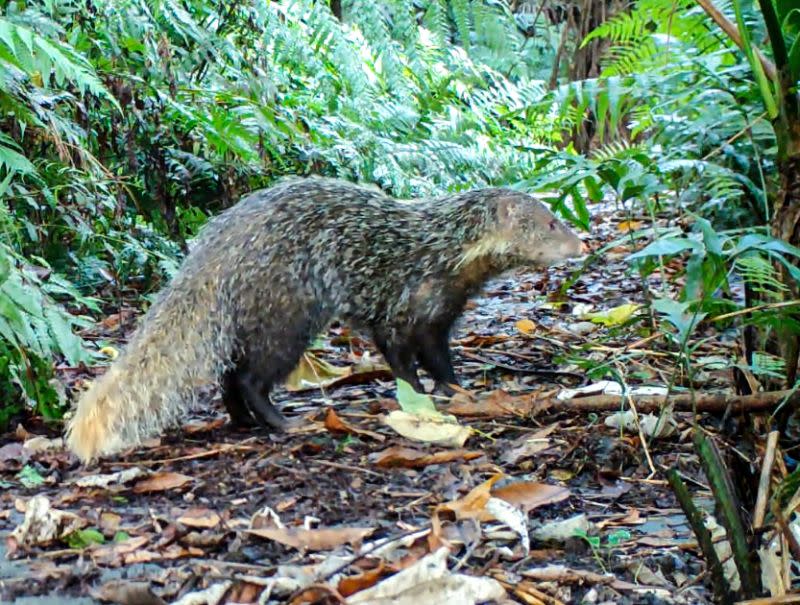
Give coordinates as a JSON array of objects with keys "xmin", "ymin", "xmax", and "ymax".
[{"xmin": 0, "ymin": 202, "xmax": 746, "ymax": 605}]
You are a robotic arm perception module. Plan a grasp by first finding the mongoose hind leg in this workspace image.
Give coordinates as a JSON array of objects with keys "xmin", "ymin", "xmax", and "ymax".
[
  {"xmin": 372, "ymin": 326, "xmax": 424, "ymax": 392},
  {"xmin": 221, "ymin": 367, "xmax": 286, "ymax": 431},
  {"xmin": 235, "ymin": 371, "xmax": 287, "ymax": 431},
  {"xmin": 414, "ymin": 322, "xmax": 459, "ymax": 396},
  {"xmin": 222, "ymin": 369, "xmax": 259, "ymax": 427}
]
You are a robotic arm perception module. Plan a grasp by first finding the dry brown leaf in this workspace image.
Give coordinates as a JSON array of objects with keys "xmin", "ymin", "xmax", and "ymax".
[
  {"xmin": 132, "ymin": 472, "xmax": 192, "ymax": 494},
  {"xmin": 182, "ymin": 418, "xmax": 226, "ymax": 434},
  {"xmin": 247, "ymin": 526, "xmax": 375, "ymax": 551},
  {"xmin": 437, "ymin": 473, "xmax": 505, "ymax": 522},
  {"xmin": 596, "ymin": 509, "xmax": 643, "ymax": 529},
  {"xmin": 448, "ymin": 389, "xmax": 552, "ymax": 419},
  {"xmin": 91, "ymin": 536, "xmax": 149, "ymax": 565},
  {"xmin": 91, "ymin": 581, "xmax": 165, "ymax": 605},
  {"xmin": 369, "ymin": 446, "xmax": 483, "ymax": 469},
  {"xmin": 177, "ymin": 507, "xmax": 221, "ymax": 529},
  {"xmin": 338, "ymin": 562, "xmax": 386, "ymax": 597},
  {"xmin": 324, "ymin": 408, "xmax": 385, "ymax": 441},
  {"xmin": 490, "ymin": 481, "xmax": 571, "ymax": 513},
  {"xmin": 99, "ymin": 511, "xmax": 122, "ymax": 534}
]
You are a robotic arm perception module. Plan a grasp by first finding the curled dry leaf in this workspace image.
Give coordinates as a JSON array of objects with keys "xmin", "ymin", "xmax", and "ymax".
[
  {"xmin": 22, "ymin": 436, "xmax": 64, "ymax": 454},
  {"xmin": 72, "ymin": 467, "xmax": 147, "ymax": 488},
  {"xmin": 447, "ymin": 389, "xmax": 550, "ymax": 419},
  {"xmin": 490, "ymin": 481, "xmax": 571, "ymax": 514},
  {"xmin": 369, "ymin": 446, "xmax": 483, "ymax": 469},
  {"xmin": 532, "ymin": 514, "xmax": 591, "ymax": 543},
  {"xmin": 246, "ymin": 525, "xmax": 375, "ymax": 552},
  {"xmin": 91, "ymin": 536, "xmax": 149, "ymax": 566},
  {"xmin": 182, "ymin": 418, "xmax": 226, "ymax": 434},
  {"xmin": 604, "ymin": 410, "xmax": 677, "ymax": 438},
  {"xmin": 91, "ymin": 580, "xmax": 166, "ymax": 605},
  {"xmin": 436, "ymin": 474, "xmax": 505, "ymax": 523},
  {"xmin": 171, "ymin": 581, "xmax": 232, "ymax": 605},
  {"xmin": 132, "ymin": 472, "xmax": 193, "ymax": 494},
  {"xmin": 7, "ymin": 495, "xmax": 85, "ymax": 554},
  {"xmin": 345, "ymin": 547, "xmax": 505, "ymax": 605},
  {"xmin": 324, "ymin": 408, "xmax": 385, "ymax": 441},
  {"xmin": 338, "ymin": 561, "xmax": 386, "ymax": 597},
  {"xmin": 285, "ymin": 352, "xmax": 350, "ymax": 391},
  {"xmin": 384, "ymin": 411, "xmax": 471, "ymax": 448}
]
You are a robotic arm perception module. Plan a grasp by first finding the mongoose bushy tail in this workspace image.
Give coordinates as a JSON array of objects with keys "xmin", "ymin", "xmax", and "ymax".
[{"xmin": 67, "ymin": 177, "xmax": 584, "ymax": 462}]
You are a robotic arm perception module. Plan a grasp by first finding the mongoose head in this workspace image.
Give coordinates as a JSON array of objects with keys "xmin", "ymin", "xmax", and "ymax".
[{"xmin": 492, "ymin": 191, "xmax": 586, "ymax": 267}]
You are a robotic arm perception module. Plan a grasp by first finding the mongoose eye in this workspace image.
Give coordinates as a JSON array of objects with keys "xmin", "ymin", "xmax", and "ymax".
[{"xmin": 549, "ymin": 221, "xmax": 556, "ymax": 231}]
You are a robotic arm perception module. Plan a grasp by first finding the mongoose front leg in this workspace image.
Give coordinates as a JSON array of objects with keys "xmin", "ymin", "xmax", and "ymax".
[
  {"xmin": 372, "ymin": 326, "xmax": 424, "ymax": 392},
  {"xmin": 415, "ymin": 323, "xmax": 459, "ymax": 395}
]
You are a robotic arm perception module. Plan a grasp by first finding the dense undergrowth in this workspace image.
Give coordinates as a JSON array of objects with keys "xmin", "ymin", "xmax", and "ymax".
[{"xmin": 0, "ymin": 0, "xmax": 797, "ymax": 426}]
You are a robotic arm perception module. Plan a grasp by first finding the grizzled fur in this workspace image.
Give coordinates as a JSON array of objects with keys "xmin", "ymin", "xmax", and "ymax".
[{"xmin": 66, "ymin": 177, "xmax": 583, "ymax": 462}]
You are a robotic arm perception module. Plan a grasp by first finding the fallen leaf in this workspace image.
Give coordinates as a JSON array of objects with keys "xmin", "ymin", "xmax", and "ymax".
[
  {"xmin": 532, "ymin": 514, "xmax": 591, "ymax": 543},
  {"xmin": 437, "ymin": 474, "xmax": 505, "ymax": 522},
  {"xmin": 91, "ymin": 581, "xmax": 166, "ymax": 605},
  {"xmin": 98, "ymin": 345, "xmax": 119, "ymax": 360},
  {"xmin": 395, "ymin": 379, "xmax": 446, "ymax": 417},
  {"xmin": 345, "ymin": 547, "xmax": 505, "ymax": 604},
  {"xmin": 581, "ymin": 303, "xmax": 642, "ymax": 327},
  {"xmin": 324, "ymin": 408, "xmax": 384, "ymax": 441},
  {"xmin": 22, "ymin": 436, "xmax": 64, "ymax": 453},
  {"xmin": 247, "ymin": 526, "xmax": 375, "ymax": 552},
  {"xmin": 617, "ymin": 220, "xmax": 642, "ymax": 232},
  {"xmin": 177, "ymin": 507, "xmax": 221, "ymax": 529},
  {"xmin": 384, "ymin": 411, "xmax": 471, "ymax": 448},
  {"xmin": 491, "ymin": 481, "xmax": 571, "ymax": 513},
  {"xmin": 369, "ymin": 446, "xmax": 483, "ymax": 469},
  {"xmin": 73, "ymin": 467, "xmax": 147, "ymax": 488},
  {"xmin": 604, "ymin": 410, "xmax": 677, "ymax": 438},
  {"xmin": 132, "ymin": 472, "xmax": 192, "ymax": 494},
  {"xmin": 7, "ymin": 496, "xmax": 86, "ymax": 554},
  {"xmin": 90, "ymin": 535, "xmax": 149, "ymax": 566},
  {"xmin": 285, "ymin": 352, "xmax": 350, "ymax": 391},
  {"xmin": 338, "ymin": 561, "xmax": 386, "ymax": 597},
  {"xmin": 182, "ymin": 418, "xmax": 226, "ymax": 434},
  {"xmin": 515, "ymin": 319, "xmax": 536, "ymax": 335},
  {"xmin": 99, "ymin": 512, "xmax": 122, "ymax": 534}
]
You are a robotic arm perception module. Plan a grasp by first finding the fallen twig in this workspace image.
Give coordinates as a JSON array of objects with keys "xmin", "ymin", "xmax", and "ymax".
[
  {"xmin": 754, "ymin": 431, "xmax": 780, "ymax": 529},
  {"xmin": 555, "ymin": 388, "xmax": 799, "ymax": 413}
]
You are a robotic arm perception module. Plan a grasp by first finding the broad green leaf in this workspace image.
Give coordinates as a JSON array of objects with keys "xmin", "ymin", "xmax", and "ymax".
[
  {"xmin": 17, "ymin": 465, "xmax": 45, "ymax": 488},
  {"xmin": 628, "ymin": 237, "xmax": 701, "ymax": 260},
  {"xmin": 65, "ymin": 528, "xmax": 105, "ymax": 549}
]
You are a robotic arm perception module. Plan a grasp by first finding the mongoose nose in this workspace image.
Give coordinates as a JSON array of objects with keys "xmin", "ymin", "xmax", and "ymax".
[{"xmin": 580, "ymin": 241, "xmax": 590, "ymax": 255}]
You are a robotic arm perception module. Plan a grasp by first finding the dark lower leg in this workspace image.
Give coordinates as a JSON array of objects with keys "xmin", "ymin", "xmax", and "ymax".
[
  {"xmin": 416, "ymin": 324, "xmax": 458, "ymax": 394},
  {"xmin": 235, "ymin": 371, "xmax": 286, "ymax": 431},
  {"xmin": 221, "ymin": 370, "xmax": 258, "ymax": 427},
  {"xmin": 373, "ymin": 327, "xmax": 423, "ymax": 392}
]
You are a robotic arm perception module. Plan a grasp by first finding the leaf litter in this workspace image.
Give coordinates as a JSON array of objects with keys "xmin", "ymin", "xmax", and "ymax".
[{"xmin": 0, "ymin": 201, "xmax": 752, "ymax": 604}]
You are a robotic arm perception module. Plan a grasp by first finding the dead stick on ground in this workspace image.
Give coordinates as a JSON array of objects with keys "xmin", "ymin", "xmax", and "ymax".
[
  {"xmin": 754, "ymin": 430, "xmax": 780, "ymax": 529},
  {"xmin": 542, "ymin": 389, "xmax": 799, "ymax": 414},
  {"xmin": 625, "ymin": 391, "xmax": 657, "ymax": 478}
]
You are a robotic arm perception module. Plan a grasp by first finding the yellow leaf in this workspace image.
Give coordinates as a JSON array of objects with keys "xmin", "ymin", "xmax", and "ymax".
[
  {"xmin": 99, "ymin": 346, "xmax": 119, "ymax": 360},
  {"xmin": 617, "ymin": 220, "xmax": 642, "ymax": 232},
  {"xmin": 285, "ymin": 352, "xmax": 350, "ymax": 391},
  {"xmin": 515, "ymin": 319, "xmax": 536, "ymax": 335},
  {"xmin": 581, "ymin": 303, "xmax": 641, "ymax": 327}
]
